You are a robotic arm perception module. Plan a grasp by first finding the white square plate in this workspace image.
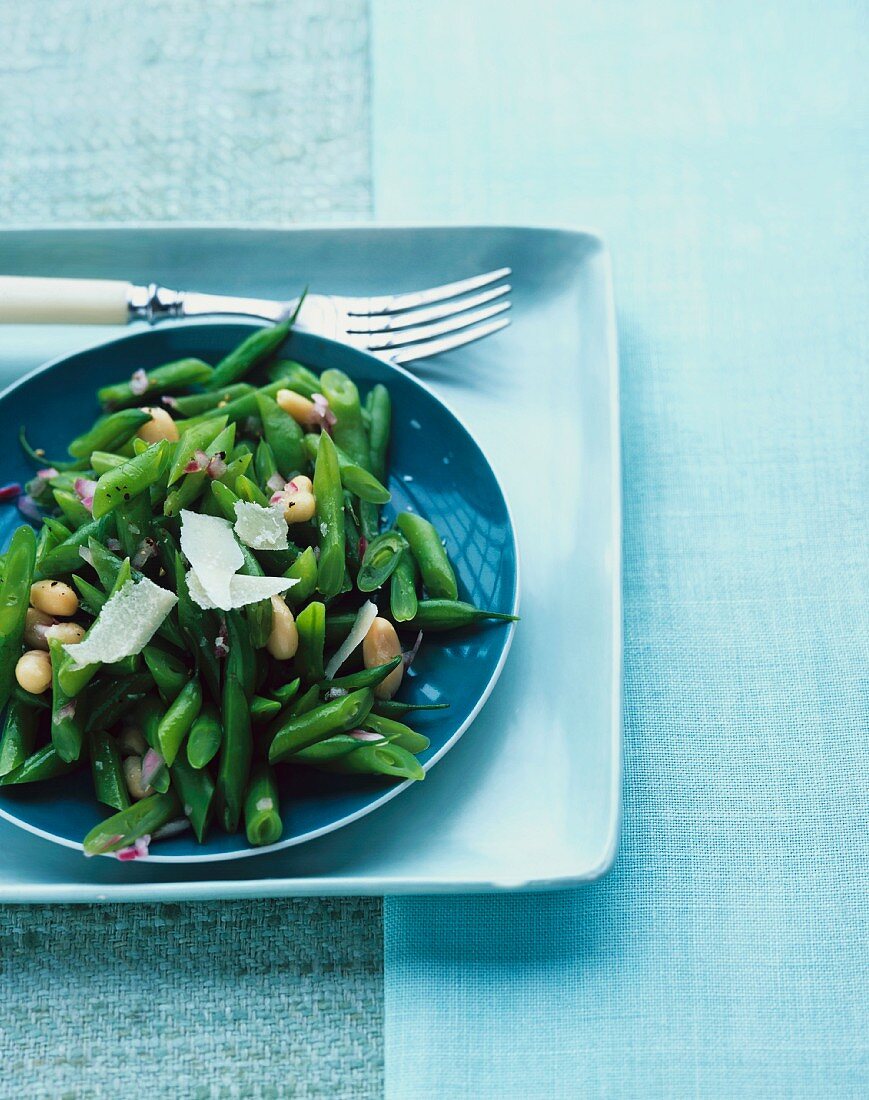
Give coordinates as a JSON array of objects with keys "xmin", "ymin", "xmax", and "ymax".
[{"xmin": 0, "ymin": 225, "xmax": 620, "ymax": 899}]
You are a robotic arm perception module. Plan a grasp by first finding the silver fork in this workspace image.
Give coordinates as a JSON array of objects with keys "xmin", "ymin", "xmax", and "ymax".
[{"xmin": 0, "ymin": 269, "xmax": 512, "ymax": 364}]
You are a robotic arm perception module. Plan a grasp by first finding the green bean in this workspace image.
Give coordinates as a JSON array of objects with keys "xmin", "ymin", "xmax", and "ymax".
[
  {"xmin": 58, "ymin": 556, "xmax": 131, "ymax": 697},
  {"xmin": 0, "ymin": 743, "xmax": 78, "ymax": 786},
  {"xmin": 0, "ymin": 525, "xmax": 37, "ymax": 712},
  {"xmin": 13, "ymin": 684, "xmax": 50, "ymax": 711},
  {"xmin": 87, "ymin": 728, "xmax": 130, "ymax": 811},
  {"xmin": 255, "ymin": 392, "xmax": 306, "ymax": 477},
  {"xmin": 323, "ymin": 657, "xmax": 402, "ymax": 693},
  {"xmin": 343, "ymin": 492, "xmax": 363, "ymax": 576},
  {"xmin": 366, "ymin": 384, "xmax": 391, "ymax": 482},
  {"xmin": 186, "ymin": 705, "xmax": 222, "ymax": 769},
  {"xmin": 295, "ymin": 601, "xmax": 325, "ymax": 682},
  {"xmin": 303, "ymin": 434, "xmax": 391, "ymax": 504},
  {"xmin": 316, "ymin": 741, "xmax": 425, "ymax": 780},
  {"xmin": 82, "ymin": 789, "xmax": 181, "ymax": 855},
  {"xmin": 166, "ymin": 416, "xmax": 228, "ymax": 485},
  {"xmin": 289, "ymin": 734, "xmax": 374, "ymax": 764},
  {"xmin": 244, "ymin": 763, "xmax": 283, "ymax": 846},
  {"xmin": 251, "ymin": 695, "xmax": 281, "ymax": 722},
  {"xmin": 92, "ymin": 441, "xmax": 171, "ymax": 519},
  {"xmin": 0, "ymin": 696, "xmax": 38, "ymax": 777},
  {"xmin": 235, "ymin": 473, "xmax": 270, "ymax": 508},
  {"xmin": 313, "ymin": 431, "xmax": 345, "ymax": 598},
  {"xmin": 216, "ymin": 452, "xmax": 252, "ymax": 491},
  {"xmin": 225, "ymin": 610, "xmax": 255, "ymax": 698},
  {"xmin": 209, "ymin": 479, "xmax": 242, "ymax": 522},
  {"xmin": 357, "ymin": 530, "xmax": 407, "ymax": 592},
  {"xmin": 90, "ymin": 451, "xmax": 126, "ymax": 475},
  {"xmin": 173, "ymin": 552, "xmax": 221, "ymax": 701},
  {"xmin": 216, "ymin": 672, "xmax": 252, "ymax": 832},
  {"xmin": 68, "ymin": 409, "xmax": 151, "ymax": 459},
  {"xmin": 361, "ymin": 712, "xmax": 431, "ymax": 754},
  {"xmin": 53, "ymin": 488, "xmax": 92, "ymax": 529},
  {"xmin": 268, "ymin": 360, "xmax": 321, "ymax": 397},
  {"xmin": 143, "ymin": 645, "xmax": 189, "ymax": 703},
  {"xmin": 254, "ymin": 439, "xmax": 279, "ymax": 489},
  {"xmin": 233, "ymin": 547, "xmax": 273, "ymax": 650},
  {"xmin": 36, "ymin": 514, "xmax": 116, "ymax": 578},
  {"xmin": 271, "ymin": 678, "xmax": 300, "ymax": 707},
  {"xmin": 155, "ymin": 678, "xmax": 201, "ymax": 766},
  {"xmin": 318, "ymin": 369, "xmax": 378, "ymax": 540},
  {"xmin": 163, "ymin": 421, "xmax": 236, "ymax": 516},
  {"xmin": 170, "ymin": 755, "xmax": 214, "ymax": 843},
  {"xmin": 84, "ymin": 672, "xmax": 152, "ymax": 732},
  {"xmin": 165, "ymin": 383, "xmax": 254, "ymax": 418},
  {"xmin": 290, "ymin": 683, "xmax": 321, "ymax": 717},
  {"xmin": 371, "ymin": 699, "xmax": 449, "ymax": 719},
  {"xmin": 395, "ymin": 512, "xmax": 458, "ymax": 600},
  {"xmin": 48, "ymin": 637, "xmax": 84, "ymax": 762},
  {"xmin": 206, "ymin": 318, "xmax": 292, "ymax": 390},
  {"xmin": 97, "ymin": 358, "xmax": 214, "ymax": 409},
  {"xmin": 268, "ymin": 688, "xmax": 374, "ymax": 762},
  {"xmin": 402, "ymin": 599, "xmax": 518, "ymax": 631},
  {"xmin": 34, "ymin": 524, "xmax": 58, "ymax": 567},
  {"xmin": 114, "ymin": 490, "xmax": 153, "ymax": 560},
  {"xmin": 284, "ymin": 547, "xmax": 318, "ymax": 607},
  {"xmin": 19, "ymin": 427, "xmax": 87, "ymax": 472},
  {"xmin": 324, "ymin": 610, "xmax": 357, "ymax": 645},
  {"xmin": 390, "ymin": 548, "xmax": 419, "ymax": 622},
  {"xmin": 41, "ymin": 516, "xmax": 72, "ymax": 545}
]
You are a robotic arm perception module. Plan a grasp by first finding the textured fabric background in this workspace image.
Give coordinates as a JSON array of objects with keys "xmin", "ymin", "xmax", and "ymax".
[
  {"xmin": 373, "ymin": 2, "xmax": 869, "ymax": 1097},
  {"xmin": 0, "ymin": 3, "xmax": 382, "ymax": 1098}
]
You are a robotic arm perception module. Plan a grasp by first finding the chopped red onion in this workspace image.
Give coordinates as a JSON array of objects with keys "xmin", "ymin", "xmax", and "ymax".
[
  {"xmin": 350, "ymin": 729, "xmax": 384, "ymax": 743},
  {"xmin": 57, "ymin": 700, "xmax": 77, "ymax": 722},
  {"xmin": 214, "ymin": 623, "xmax": 229, "ymax": 660},
  {"xmin": 74, "ymin": 477, "xmax": 98, "ymax": 513},
  {"xmin": 131, "ymin": 537, "xmax": 158, "ymax": 570},
  {"xmin": 37, "ymin": 467, "xmax": 60, "ymax": 480},
  {"xmin": 266, "ymin": 473, "xmax": 286, "ymax": 494},
  {"xmin": 269, "ymin": 491, "xmax": 284, "ymax": 506},
  {"xmin": 106, "ymin": 538, "xmax": 123, "ymax": 554},
  {"xmin": 403, "ymin": 631, "xmax": 424, "ymax": 670},
  {"xmin": 311, "ymin": 393, "xmax": 337, "ymax": 432},
  {"xmin": 184, "ymin": 449, "xmax": 210, "ymax": 474},
  {"xmin": 116, "ymin": 834, "xmax": 151, "ymax": 861},
  {"xmin": 358, "ymin": 536, "xmax": 368, "ymax": 560},
  {"xmin": 18, "ymin": 493, "xmax": 44, "ymax": 524},
  {"xmin": 78, "ymin": 545, "xmax": 95, "ymax": 567},
  {"xmin": 206, "ymin": 453, "xmax": 227, "ymax": 479},
  {"xmin": 0, "ymin": 482, "xmax": 22, "ymax": 503},
  {"xmin": 129, "ymin": 369, "xmax": 149, "ymax": 396},
  {"xmin": 140, "ymin": 749, "xmax": 164, "ymax": 788},
  {"xmin": 161, "ymin": 395, "xmax": 178, "ymax": 410}
]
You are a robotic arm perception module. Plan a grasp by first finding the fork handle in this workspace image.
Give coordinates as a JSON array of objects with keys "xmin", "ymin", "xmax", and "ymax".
[{"xmin": 0, "ymin": 276, "xmax": 132, "ymax": 324}]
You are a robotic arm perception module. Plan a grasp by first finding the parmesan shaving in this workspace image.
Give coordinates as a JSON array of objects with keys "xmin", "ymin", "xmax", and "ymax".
[
  {"xmin": 179, "ymin": 510, "xmax": 243, "ymax": 609},
  {"xmin": 233, "ymin": 500, "xmax": 289, "ymax": 551},
  {"xmin": 186, "ymin": 568, "xmax": 298, "ymax": 611},
  {"xmin": 324, "ymin": 600, "xmax": 378, "ymax": 679},
  {"xmin": 63, "ymin": 577, "xmax": 178, "ymax": 669}
]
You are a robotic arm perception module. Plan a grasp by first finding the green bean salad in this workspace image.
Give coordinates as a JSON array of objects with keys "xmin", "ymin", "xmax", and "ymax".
[{"xmin": 0, "ymin": 321, "xmax": 515, "ymax": 858}]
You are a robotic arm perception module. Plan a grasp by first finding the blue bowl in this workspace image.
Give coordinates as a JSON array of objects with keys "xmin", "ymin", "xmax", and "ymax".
[{"xmin": 0, "ymin": 323, "xmax": 518, "ymax": 861}]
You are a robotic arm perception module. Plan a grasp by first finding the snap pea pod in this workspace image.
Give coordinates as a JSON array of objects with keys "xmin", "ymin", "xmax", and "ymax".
[
  {"xmin": 136, "ymin": 699, "xmax": 170, "ymax": 793},
  {"xmin": 322, "ymin": 657, "xmax": 402, "ymax": 693},
  {"xmin": 91, "ymin": 441, "xmax": 171, "ymax": 519},
  {"xmin": 163, "ymin": 421, "xmax": 236, "ymax": 516},
  {"xmin": 254, "ymin": 439, "xmax": 279, "ymax": 489},
  {"xmin": 268, "ymin": 688, "xmax": 374, "ymax": 762},
  {"xmin": 395, "ymin": 512, "xmax": 458, "ymax": 600},
  {"xmin": 48, "ymin": 636, "xmax": 85, "ymax": 763},
  {"xmin": 0, "ymin": 525, "xmax": 37, "ymax": 711},
  {"xmin": 165, "ymin": 383, "xmax": 254, "ymax": 418},
  {"xmin": 267, "ymin": 360, "xmax": 321, "ymax": 397},
  {"xmin": 34, "ymin": 524, "xmax": 59, "ymax": 567},
  {"xmin": 170, "ymin": 755, "xmax": 214, "ymax": 843},
  {"xmin": 390, "ymin": 548, "xmax": 419, "ymax": 622},
  {"xmin": 0, "ymin": 743, "xmax": 78, "ymax": 787},
  {"xmin": 143, "ymin": 645, "xmax": 189, "ymax": 702},
  {"xmin": 35, "ymin": 514, "xmax": 116, "ymax": 578},
  {"xmin": 289, "ymin": 734, "xmax": 378, "ymax": 764},
  {"xmin": 68, "ymin": 409, "xmax": 151, "ymax": 459},
  {"xmin": 243, "ymin": 763, "xmax": 282, "ymax": 846},
  {"xmin": 58, "ymin": 556, "xmax": 132, "ymax": 696},
  {"xmin": 361, "ymin": 712, "xmax": 431, "ymax": 754},
  {"xmin": 291, "ymin": 684, "xmax": 321, "ymax": 717},
  {"xmin": 235, "ymin": 473, "xmax": 270, "ymax": 508},
  {"xmin": 294, "ymin": 601, "xmax": 326, "ymax": 682},
  {"xmin": 14, "ymin": 685, "xmax": 50, "ymax": 711},
  {"xmin": 173, "ymin": 552, "xmax": 221, "ymax": 701},
  {"xmin": 233, "ymin": 545, "xmax": 273, "ymax": 650},
  {"xmin": 251, "ymin": 695, "xmax": 281, "ymax": 723},
  {"xmin": 206, "ymin": 318, "xmax": 293, "ymax": 391},
  {"xmin": 216, "ymin": 672, "xmax": 252, "ymax": 833},
  {"xmin": 84, "ymin": 672, "xmax": 152, "ymax": 733},
  {"xmin": 271, "ymin": 678, "xmax": 300, "ymax": 707},
  {"xmin": 87, "ymin": 728, "xmax": 130, "ymax": 811},
  {"xmin": 90, "ymin": 451, "xmax": 126, "ymax": 475},
  {"xmin": 343, "ymin": 492, "xmax": 363, "ymax": 576},
  {"xmin": 303, "ymin": 434, "xmax": 391, "ymax": 504},
  {"xmin": 97, "ymin": 358, "xmax": 214, "ymax": 409},
  {"xmin": 186, "ymin": 705, "xmax": 222, "ymax": 769},
  {"xmin": 166, "ymin": 416, "xmax": 229, "ymax": 485},
  {"xmin": 82, "ymin": 789, "xmax": 182, "ymax": 856},
  {"xmin": 318, "ymin": 369, "xmax": 378, "ymax": 539},
  {"xmin": 41, "ymin": 517, "xmax": 72, "ymax": 545},
  {"xmin": 314, "ymin": 741, "xmax": 425, "ymax": 780},
  {"xmin": 19, "ymin": 427, "xmax": 88, "ymax": 472},
  {"xmin": 156, "ymin": 677, "xmax": 202, "ymax": 765},
  {"xmin": 324, "ymin": 610, "xmax": 358, "ymax": 645},
  {"xmin": 255, "ymin": 392, "xmax": 306, "ymax": 477},
  {"xmin": 401, "ymin": 599, "xmax": 518, "ymax": 632},
  {"xmin": 357, "ymin": 530, "xmax": 407, "ymax": 592},
  {"xmin": 284, "ymin": 547, "xmax": 318, "ymax": 608},
  {"xmin": 53, "ymin": 488, "xmax": 92, "ymax": 529},
  {"xmin": 371, "ymin": 699, "xmax": 450, "ymax": 719},
  {"xmin": 0, "ymin": 697, "xmax": 38, "ymax": 777},
  {"xmin": 226, "ymin": 610, "xmax": 256, "ymax": 698},
  {"xmin": 366, "ymin": 384, "xmax": 391, "ymax": 483},
  {"xmin": 313, "ymin": 431, "xmax": 345, "ymax": 598},
  {"xmin": 115, "ymin": 491, "xmax": 153, "ymax": 559}
]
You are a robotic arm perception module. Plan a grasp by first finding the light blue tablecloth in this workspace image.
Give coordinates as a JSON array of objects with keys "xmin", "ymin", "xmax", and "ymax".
[{"xmin": 373, "ymin": 2, "xmax": 868, "ymax": 1096}]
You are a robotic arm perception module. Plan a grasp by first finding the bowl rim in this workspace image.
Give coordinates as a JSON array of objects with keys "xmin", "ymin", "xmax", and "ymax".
[{"xmin": 0, "ymin": 321, "xmax": 520, "ymax": 862}]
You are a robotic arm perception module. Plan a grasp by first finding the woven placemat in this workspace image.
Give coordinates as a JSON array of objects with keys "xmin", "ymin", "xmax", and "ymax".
[{"xmin": 0, "ymin": 3, "xmax": 382, "ymax": 1097}]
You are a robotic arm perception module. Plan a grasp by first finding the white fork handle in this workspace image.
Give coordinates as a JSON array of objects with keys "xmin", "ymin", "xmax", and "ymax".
[{"xmin": 0, "ymin": 276, "xmax": 131, "ymax": 324}]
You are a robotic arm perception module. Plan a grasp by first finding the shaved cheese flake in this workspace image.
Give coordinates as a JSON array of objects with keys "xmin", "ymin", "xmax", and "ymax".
[
  {"xmin": 179, "ymin": 510, "xmax": 243, "ymax": 609},
  {"xmin": 324, "ymin": 600, "xmax": 378, "ymax": 680},
  {"xmin": 63, "ymin": 577, "xmax": 177, "ymax": 669},
  {"xmin": 186, "ymin": 568, "xmax": 298, "ymax": 611},
  {"xmin": 233, "ymin": 500, "xmax": 289, "ymax": 551}
]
